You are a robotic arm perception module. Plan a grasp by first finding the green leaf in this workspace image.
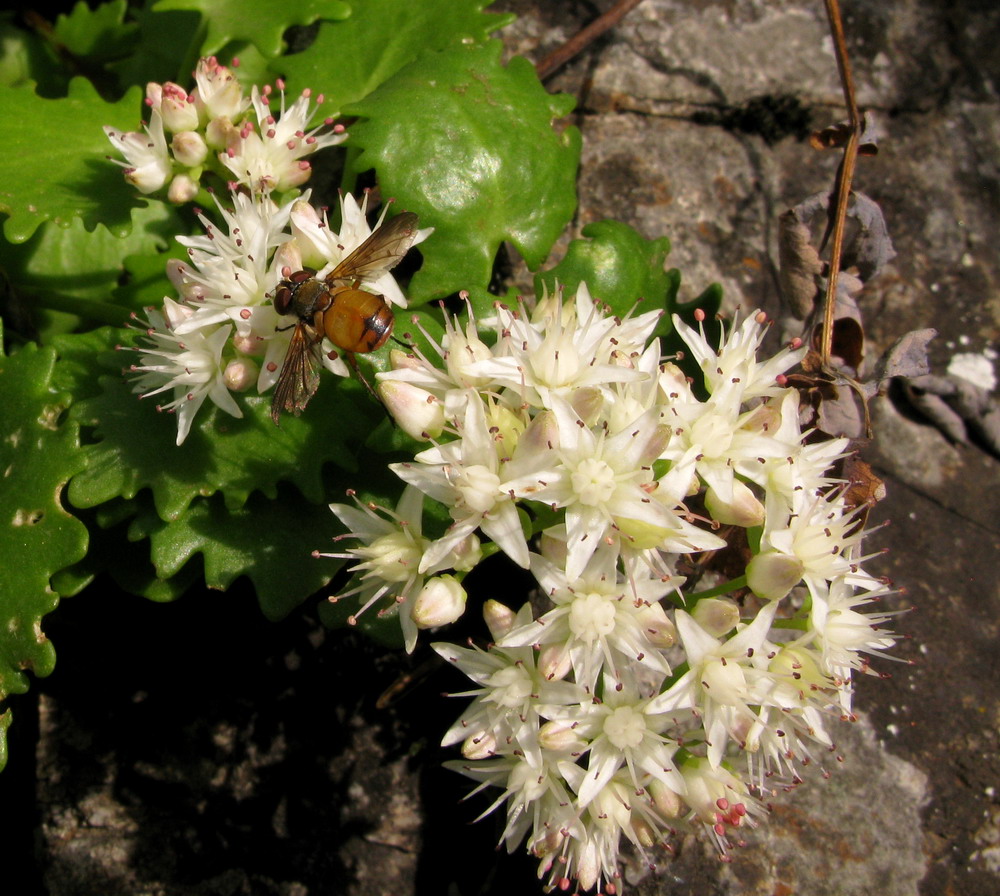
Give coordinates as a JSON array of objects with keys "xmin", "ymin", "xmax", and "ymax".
[
  {"xmin": 0, "ymin": 333, "xmax": 89, "ymax": 771},
  {"xmin": 345, "ymin": 41, "xmax": 581, "ymax": 303},
  {"xmin": 105, "ymin": 1, "xmax": 203, "ymax": 88},
  {"xmin": 535, "ymin": 219, "xmax": 680, "ymax": 318},
  {"xmin": 0, "ymin": 78, "xmax": 145, "ymax": 244},
  {"xmin": 0, "ymin": 15, "xmax": 62, "ymax": 93},
  {"xmin": 133, "ymin": 487, "xmax": 347, "ymax": 620},
  {"xmin": 153, "ymin": 0, "xmax": 349, "ymax": 60},
  {"xmin": 58, "ymin": 327, "xmax": 389, "ymax": 520},
  {"xmin": 112, "ymin": 245, "xmax": 185, "ymax": 314},
  {"xmin": 275, "ymin": 0, "xmax": 513, "ymax": 112},
  {"xmin": 0, "ymin": 203, "xmax": 181, "ymax": 338},
  {"xmin": 50, "ymin": 500, "xmax": 200, "ymax": 602},
  {"xmin": 54, "ymin": 0, "xmax": 138, "ymax": 63}
]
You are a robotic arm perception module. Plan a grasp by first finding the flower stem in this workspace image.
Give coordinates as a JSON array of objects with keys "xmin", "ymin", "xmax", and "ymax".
[{"xmin": 684, "ymin": 575, "xmax": 748, "ymax": 603}]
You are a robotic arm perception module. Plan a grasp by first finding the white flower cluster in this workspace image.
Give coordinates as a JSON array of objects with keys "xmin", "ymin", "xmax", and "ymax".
[
  {"xmin": 105, "ymin": 56, "xmax": 346, "ymax": 201},
  {"xmin": 326, "ymin": 286, "xmax": 897, "ymax": 892},
  {"xmin": 127, "ymin": 190, "xmax": 426, "ymax": 444}
]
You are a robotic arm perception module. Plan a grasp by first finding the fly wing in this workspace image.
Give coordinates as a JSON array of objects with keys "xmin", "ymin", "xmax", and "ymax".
[
  {"xmin": 270, "ymin": 322, "xmax": 323, "ymax": 424},
  {"xmin": 325, "ymin": 212, "xmax": 419, "ymax": 285}
]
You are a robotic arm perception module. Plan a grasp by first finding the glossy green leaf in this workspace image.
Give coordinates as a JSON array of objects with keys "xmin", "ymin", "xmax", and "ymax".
[
  {"xmin": 112, "ymin": 245, "xmax": 185, "ymax": 314},
  {"xmin": 0, "ymin": 334, "xmax": 89, "ymax": 771},
  {"xmin": 345, "ymin": 41, "xmax": 581, "ymax": 303},
  {"xmin": 54, "ymin": 0, "xmax": 138, "ymax": 63},
  {"xmin": 57, "ymin": 327, "xmax": 389, "ymax": 520},
  {"xmin": 50, "ymin": 500, "xmax": 200, "ymax": 603},
  {"xmin": 535, "ymin": 219, "xmax": 680, "ymax": 319},
  {"xmin": 105, "ymin": 1, "xmax": 202, "ymax": 88},
  {"xmin": 153, "ymin": 0, "xmax": 349, "ymax": 59},
  {"xmin": 133, "ymin": 487, "xmax": 348, "ymax": 620},
  {"xmin": 274, "ymin": 0, "xmax": 513, "ymax": 113},
  {"xmin": 0, "ymin": 78, "xmax": 144, "ymax": 244},
  {"xmin": 0, "ymin": 15, "xmax": 61, "ymax": 93},
  {"xmin": 0, "ymin": 204, "xmax": 181, "ymax": 342}
]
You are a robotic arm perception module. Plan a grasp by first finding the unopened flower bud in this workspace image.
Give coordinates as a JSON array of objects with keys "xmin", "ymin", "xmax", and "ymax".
[
  {"xmin": 539, "ymin": 528, "xmax": 568, "ymax": 566},
  {"xmin": 158, "ymin": 82, "xmax": 199, "ymax": 131},
  {"xmin": 446, "ymin": 533, "xmax": 482, "ymax": 573},
  {"xmin": 204, "ymin": 115, "xmax": 237, "ymax": 150},
  {"xmin": 632, "ymin": 816, "xmax": 658, "ymax": 848},
  {"xmin": 747, "ymin": 550, "xmax": 803, "ymax": 602},
  {"xmin": 705, "ymin": 481, "xmax": 765, "ymax": 528},
  {"xmin": 170, "ymin": 130, "xmax": 208, "ymax": 167},
  {"xmin": 537, "ymin": 642, "xmax": 572, "ymax": 681},
  {"xmin": 167, "ymin": 174, "xmax": 199, "ymax": 204},
  {"xmin": 272, "ymin": 238, "xmax": 303, "ymax": 277},
  {"xmin": 691, "ymin": 597, "xmax": 741, "ymax": 637},
  {"xmin": 615, "ymin": 515, "xmax": 671, "ymax": 551},
  {"xmin": 289, "ymin": 199, "xmax": 327, "ymax": 265},
  {"xmin": 144, "ymin": 82, "xmax": 162, "ymax": 109},
  {"xmin": 576, "ymin": 850, "xmax": 599, "ymax": 893},
  {"xmin": 388, "ymin": 348, "xmax": 424, "ymax": 371},
  {"xmin": 648, "ymin": 779, "xmax": 683, "ymax": 818},
  {"xmin": 641, "ymin": 423, "xmax": 672, "ymax": 465},
  {"xmin": 518, "ymin": 408, "xmax": 559, "ymax": 456},
  {"xmin": 538, "ymin": 719, "xmax": 585, "ymax": 753},
  {"xmin": 636, "ymin": 601, "xmax": 677, "ymax": 648},
  {"xmin": 377, "ymin": 380, "xmax": 445, "ymax": 440},
  {"xmin": 232, "ymin": 332, "xmax": 266, "ymax": 356},
  {"xmin": 223, "ymin": 358, "xmax": 258, "ymax": 392},
  {"xmin": 482, "ymin": 600, "xmax": 516, "ymax": 640},
  {"xmin": 461, "ymin": 728, "xmax": 496, "ymax": 760},
  {"xmin": 193, "ymin": 58, "xmax": 245, "ymax": 120},
  {"xmin": 412, "ymin": 576, "xmax": 467, "ymax": 629},
  {"xmin": 570, "ymin": 386, "xmax": 604, "ymax": 426}
]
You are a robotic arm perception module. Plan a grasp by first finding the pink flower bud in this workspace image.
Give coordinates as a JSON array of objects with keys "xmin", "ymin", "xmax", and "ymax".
[
  {"xmin": 159, "ymin": 82, "xmax": 199, "ymax": 132},
  {"xmin": 691, "ymin": 598, "xmax": 741, "ymax": 637},
  {"xmin": 747, "ymin": 550, "xmax": 804, "ymax": 602},
  {"xmin": 167, "ymin": 174, "xmax": 199, "ymax": 204},
  {"xmin": 483, "ymin": 600, "xmax": 516, "ymax": 640},
  {"xmin": 377, "ymin": 380, "xmax": 445, "ymax": 440},
  {"xmin": 205, "ymin": 115, "xmax": 237, "ymax": 150},
  {"xmin": 223, "ymin": 358, "xmax": 258, "ymax": 392},
  {"xmin": 705, "ymin": 481, "xmax": 765, "ymax": 527},
  {"xmin": 170, "ymin": 130, "xmax": 208, "ymax": 167},
  {"xmin": 537, "ymin": 642, "xmax": 572, "ymax": 681}
]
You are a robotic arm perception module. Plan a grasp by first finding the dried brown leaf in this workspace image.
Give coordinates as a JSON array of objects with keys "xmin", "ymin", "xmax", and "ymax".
[
  {"xmin": 842, "ymin": 455, "xmax": 886, "ymax": 508},
  {"xmin": 809, "ymin": 111, "xmax": 880, "ymax": 155},
  {"xmin": 778, "ymin": 209, "xmax": 824, "ymax": 319},
  {"xmin": 862, "ymin": 329, "xmax": 937, "ymax": 399}
]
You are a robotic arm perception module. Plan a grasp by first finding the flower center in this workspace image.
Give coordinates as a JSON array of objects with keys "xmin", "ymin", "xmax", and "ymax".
[
  {"xmin": 700, "ymin": 657, "xmax": 748, "ymax": 706},
  {"xmin": 362, "ymin": 531, "xmax": 422, "ymax": 583},
  {"xmin": 603, "ymin": 705, "xmax": 646, "ymax": 750},
  {"xmin": 568, "ymin": 592, "xmax": 618, "ymax": 642},
  {"xmin": 690, "ymin": 412, "xmax": 734, "ymax": 458},
  {"xmin": 570, "ymin": 457, "xmax": 617, "ymax": 506},
  {"xmin": 534, "ymin": 331, "xmax": 581, "ymax": 388},
  {"xmin": 457, "ymin": 464, "xmax": 501, "ymax": 514},
  {"xmin": 487, "ymin": 664, "xmax": 534, "ymax": 708}
]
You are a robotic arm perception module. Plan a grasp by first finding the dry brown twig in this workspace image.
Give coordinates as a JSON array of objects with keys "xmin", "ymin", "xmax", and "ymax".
[
  {"xmin": 819, "ymin": 0, "xmax": 862, "ymax": 367},
  {"xmin": 535, "ymin": 0, "xmax": 647, "ymax": 80}
]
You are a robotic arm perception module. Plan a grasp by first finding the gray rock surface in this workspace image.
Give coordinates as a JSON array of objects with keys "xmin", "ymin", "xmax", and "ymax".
[{"xmin": 5, "ymin": 2, "xmax": 998, "ymax": 895}]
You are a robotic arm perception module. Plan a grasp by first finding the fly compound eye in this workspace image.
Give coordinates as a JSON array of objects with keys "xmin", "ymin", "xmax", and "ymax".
[{"xmin": 274, "ymin": 284, "xmax": 293, "ymax": 316}]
